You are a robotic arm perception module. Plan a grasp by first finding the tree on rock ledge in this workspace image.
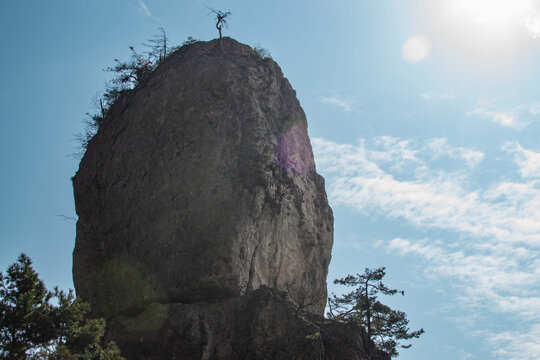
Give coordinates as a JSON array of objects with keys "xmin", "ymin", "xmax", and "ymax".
[{"xmin": 328, "ymin": 267, "xmax": 424, "ymax": 357}]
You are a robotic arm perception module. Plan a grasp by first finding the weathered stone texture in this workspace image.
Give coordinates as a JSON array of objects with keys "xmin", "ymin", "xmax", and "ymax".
[
  {"xmin": 73, "ymin": 38, "xmax": 333, "ymax": 319},
  {"xmin": 72, "ymin": 38, "xmax": 390, "ymax": 359},
  {"xmin": 106, "ymin": 287, "xmax": 390, "ymax": 360}
]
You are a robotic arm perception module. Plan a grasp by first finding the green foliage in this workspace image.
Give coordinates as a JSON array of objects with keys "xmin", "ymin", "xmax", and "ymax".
[
  {"xmin": 328, "ymin": 267, "xmax": 424, "ymax": 357},
  {"xmin": 252, "ymin": 45, "xmax": 272, "ymax": 60},
  {"xmin": 106, "ymin": 46, "xmax": 156, "ymax": 91},
  {"xmin": 48, "ymin": 289, "xmax": 124, "ymax": 360},
  {"xmin": 0, "ymin": 254, "xmax": 125, "ymax": 360},
  {"xmin": 0, "ymin": 254, "xmax": 55, "ymax": 359},
  {"xmin": 74, "ymin": 104, "xmax": 102, "ymax": 160},
  {"xmin": 305, "ymin": 332, "xmax": 321, "ymax": 341},
  {"xmin": 182, "ymin": 36, "xmax": 199, "ymax": 46},
  {"xmin": 75, "ymin": 28, "xmax": 172, "ymax": 158}
]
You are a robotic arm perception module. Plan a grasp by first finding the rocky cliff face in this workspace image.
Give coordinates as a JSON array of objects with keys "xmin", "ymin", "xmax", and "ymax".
[
  {"xmin": 73, "ymin": 38, "xmax": 388, "ymax": 360},
  {"xmin": 107, "ymin": 286, "xmax": 389, "ymax": 360}
]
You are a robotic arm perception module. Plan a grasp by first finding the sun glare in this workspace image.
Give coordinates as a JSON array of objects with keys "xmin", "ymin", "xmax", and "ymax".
[
  {"xmin": 441, "ymin": 0, "xmax": 537, "ymax": 40},
  {"xmin": 422, "ymin": 0, "xmax": 540, "ymax": 68},
  {"xmin": 453, "ymin": 0, "xmax": 533, "ymax": 26}
]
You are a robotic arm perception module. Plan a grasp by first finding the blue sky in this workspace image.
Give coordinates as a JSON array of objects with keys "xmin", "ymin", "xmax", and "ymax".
[{"xmin": 1, "ymin": 0, "xmax": 540, "ymax": 359}]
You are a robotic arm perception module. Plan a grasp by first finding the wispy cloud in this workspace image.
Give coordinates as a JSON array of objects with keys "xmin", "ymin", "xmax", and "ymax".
[
  {"xmin": 520, "ymin": 14, "xmax": 540, "ymax": 39},
  {"xmin": 321, "ymin": 92, "xmax": 355, "ymax": 112},
  {"xmin": 312, "ymin": 136, "xmax": 540, "ymax": 359},
  {"xmin": 529, "ymin": 102, "xmax": 540, "ymax": 115},
  {"xmin": 385, "ymin": 237, "xmax": 540, "ymax": 360},
  {"xmin": 503, "ymin": 142, "xmax": 540, "ymax": 179},
  {"xmin": 424, "ymin": 138, "xmax": 484, "ymax": 167},
  {"xmin": 420, "ymin": 91, "xmax": 455, "ymax": 101},
  {"xmin": 137, "ymin": 0, "xmax": 161, "ymax": 21},
  {"xmin": 468, "ymin": 99, "xmax": 530, "ymax": 129},
  {"xmin": 357, "ymin": 136, "xmax": 483, "ymax": 169},
  {"xmin": 488, "ymin": 324, "xmax": 540, "ymax": 360},
  {"xmin": 313, "ymin": 136, "xmax": 539, "ymax": 245},
  {"xmin": 386, "ymin": 238, "xmax": 540, "ymax": 313}
]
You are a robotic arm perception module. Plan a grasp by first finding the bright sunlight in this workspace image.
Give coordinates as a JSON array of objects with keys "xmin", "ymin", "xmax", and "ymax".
[
  {"xmin": 421, "ymin": 0, "xmax": 540, "ymax": 68},
  {"xmin": 441, "ymin": 0, "xmax": 537, "ymax": 38}
]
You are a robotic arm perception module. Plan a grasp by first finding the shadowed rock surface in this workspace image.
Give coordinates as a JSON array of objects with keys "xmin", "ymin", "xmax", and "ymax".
[
  {"xmin": 107, "ymin": 287, "xmax": 390, "ymax": 360},
  {"xmin": 73, "ymin": 38, "xmax": 388, "ymax": 359}
]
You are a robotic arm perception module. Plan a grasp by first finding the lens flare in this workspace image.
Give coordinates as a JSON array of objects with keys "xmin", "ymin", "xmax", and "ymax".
[
  {"xmin": 275, "ymin": 125, "xmax": 315, "ymax": 175},
  {"xmin": 402, "ymin": 35, "xmax": 430, "ymax": 63}
]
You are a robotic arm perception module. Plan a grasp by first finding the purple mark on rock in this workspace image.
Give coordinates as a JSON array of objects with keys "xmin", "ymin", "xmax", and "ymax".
[{"xmin": 275, "ymin": 124, "xmax": 315, "ymax": 175}]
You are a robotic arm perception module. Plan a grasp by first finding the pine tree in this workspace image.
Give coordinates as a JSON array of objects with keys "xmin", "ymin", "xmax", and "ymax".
[
  {"xmin": 328, "ymin": 267, "xmax": 424, "ymax": 357},
  {"xmin": 0, "ymin": 254, "xmax": 125, "ymax": 360},
  {"xmin": 47, "ymin": 289, "xmax": 124, "ymax": 360},
  {"xmin": 0, "ymin": 254, "xmax": 55, "ymax": 359}
]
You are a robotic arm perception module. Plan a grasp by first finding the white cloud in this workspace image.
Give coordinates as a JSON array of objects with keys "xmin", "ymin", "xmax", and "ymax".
[
  {"xmin": 468, "ymin": 99, "xmax": 532, "ymax": 129},
  {"xmin": 520, "ymin": 14, "xmax": 540, "ymax": 39},
  {"xmin": 386, "ymin": 237, "xmax": 540, "ymax": 360},
  {"xmin": 137, "ymin": 0, "xmax": 161, "ymax": 21},
  {"xmin": 386, "ymin": 238, "xmax": 540, "ymax": 311},
  {"xmin": 313, "ymin": 136, "xmax": 540, "ymax": 359},
  {"xmin": 503, "ymin": 142, "xmax": 540, "ymax": 179},
  {"xmin": 314, "ymin": 137, "xmax": 540, "ymax": 245},
  {"xmin": 361, "ymin": 136, "xmax": 483, "ymax": 168},
  {"xmin": 488, "ymin": 323, "xmax": 540, "ymax": 360},
  {"xmin": 138, "ymin": 0, "xmax": 151, "ymax": 16},
  {"xmin": 424, "ymin": 138, "xmax": 484, "ymax": 167},
  {"xmin": 420, "ymin": 91, "xmax": 455, "ymax": 101},
  {"xmin": 321, "ymin": 93, "xmax": 355, "ymax": 112},
  {"xmin": 529, "ymin": 102, "xmax": 540, "ymax": 115}
]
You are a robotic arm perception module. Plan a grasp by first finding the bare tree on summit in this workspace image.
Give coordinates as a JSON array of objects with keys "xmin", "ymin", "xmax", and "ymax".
[{"xmin": 206, "ymin": 6, "xmax": 231, "ymax": 40}]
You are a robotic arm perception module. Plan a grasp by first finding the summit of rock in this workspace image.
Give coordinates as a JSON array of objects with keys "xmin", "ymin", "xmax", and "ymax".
[{"xmin": 72, "ymin": 37, "xmax": 388, "ymax": 360}]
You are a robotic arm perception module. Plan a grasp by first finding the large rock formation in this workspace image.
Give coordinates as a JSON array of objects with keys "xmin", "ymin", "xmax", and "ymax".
[{"xmin": 73, "ymin": 38, "xmax": 389, "ymax": 360}]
